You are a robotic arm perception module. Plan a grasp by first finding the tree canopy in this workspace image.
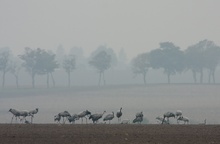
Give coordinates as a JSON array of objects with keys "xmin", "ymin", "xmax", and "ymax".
[
  {"xmin": 89, "ymin": 50, "xmax": 111, "ymax": 86},
  {"xmin": 185, "ymin": 40, "xmax": 220, "ymax": 83},
  {"xmin": 19, "ymin": 47, "xmax": 58, "ymax": 88},
  {"xmin": 131, "ymin": 52, "xmax": 150, "ymax": 85},
  {"xmin": 63, "ymin": 54, "xmax": 76, "ymax": 87},
  {"xmin": 90, "ymin": 45, "xmax": 117, "ymax": 67},
  {"xmin": 149, "ymin": 42, "xmax": 184, "ymax": 83}
]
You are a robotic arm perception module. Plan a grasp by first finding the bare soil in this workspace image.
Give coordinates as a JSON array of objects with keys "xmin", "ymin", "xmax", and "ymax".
[{"xmin": 0, "ymin": 124, "xmax": 220, "ymax": 144}]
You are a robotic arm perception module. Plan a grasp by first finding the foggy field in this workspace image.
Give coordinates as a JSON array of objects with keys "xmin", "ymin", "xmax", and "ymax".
[{"xmin": 1, "ymin": 84, "xmax": 220, "ymax": 124}]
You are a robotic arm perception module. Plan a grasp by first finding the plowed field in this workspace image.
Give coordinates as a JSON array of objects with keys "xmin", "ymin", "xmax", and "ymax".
[{"xmin": 0, "ymin": 124, "xmax": 219, "ymax": 144}]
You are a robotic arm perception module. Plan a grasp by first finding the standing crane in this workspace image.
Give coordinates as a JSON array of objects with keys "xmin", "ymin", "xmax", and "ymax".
[
  {"xmin": 177, "ymin": 116, "xmax": 189, "ymax": 124},
  {"xmin": 77, "ymin": 110, "xmax": 91, "ymax": 124},
  {"xmin": 68, "ymin": 114, "xmax": 79, "ymax": 124},
  {"xmin": 162, "ymin": 112, "xmax": 175, "ymax": 124},
  {"xmin": 116, "ymin": 108, "xmax": 122, "ymax": 123},
  {"xmin": 103, "ymin": 112, "xmax": 114, "ymax": 124},
  {"xmin": 9, "ymin": 108, "xmax": 29, "ymax": 124},
  {"xmin": 89, "ymin": 111, "xmax": 106, "ymax": 124},
  {"xmin": 28, "ymin": 108, "xmax": 39, "ymax": 123},
  {"xmin": 58, "ymin": 111, "xmax": 71, "ymax": 124},
  {"xmin": 133, "ymin": 111, "xmax": 144, "ymax": 124}
]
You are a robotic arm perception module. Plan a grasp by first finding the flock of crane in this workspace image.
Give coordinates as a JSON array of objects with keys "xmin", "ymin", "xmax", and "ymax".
[
  {"xmin": 8, "ymin": 107, "xmax": 194, "ymax": 125},
  {"xmin": 156, "ymin": 110, "xmax": 190, "ymax": 124},
  {"xmin": 9, "ymin": 108, "xmax": 39, "ymax": 124}
]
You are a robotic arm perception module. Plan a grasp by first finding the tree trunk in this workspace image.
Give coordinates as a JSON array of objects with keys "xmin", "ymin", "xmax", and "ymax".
[
  {"xmin": 32, "ymin": 72, "xmax": 35, "ymax": 88},
  {"xmin": 98, "ymin": 72, "xmax": 101, "ymax": 86},
  {"xmin": 50, "ymin": 73, "xmax": 55, "ymax": 87},
  {"xmin": 212, "ymin": 70, "xmax": 215, "ymax": 84},
  {"xmin": 15, "ymin": 74, "xmax": 19, "ymax": 89},
  {"xmin": 192, "ymin": 70, "xmax": 197, "ymax": 83},
  {"xmin": 210, "ymin": 69, "xmax": 215, "ymax": 84},
  {"xmin": 143, "ymin": 72, "xmax": 146, "ymax": 85},
  {"xmin": 208, "ymin": 70, "xmax": 211, "ymax": 84},
  {"xmin": 103, "ymin": 71, "xmax": 105, "ymax": 86},
  {"xmin": 68, "ymin": 71, "xmax": 71, "ymax": 88},
  {"xmin": 47, "ymin": 72, "xmax": 49, "ymax": 88},
  {"xmin": 2, "ymin": 70, "xmax": 5, "ymax": 88},
  {"xmin": 167, "ymin": 73, "xmax": 170, "ymax": 84},
  {"xmin": 200, "ymin": 68, "xmax": 203, "ymax": 84}
]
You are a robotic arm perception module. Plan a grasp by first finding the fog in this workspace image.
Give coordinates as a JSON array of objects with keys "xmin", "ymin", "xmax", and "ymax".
[
  {"xmin": 1, "ymin": 1, "xmax": 220, "ymax": 124},
  {"xmin": 1, "ymin": 1, "xmax": 220, "ymax": 59}
]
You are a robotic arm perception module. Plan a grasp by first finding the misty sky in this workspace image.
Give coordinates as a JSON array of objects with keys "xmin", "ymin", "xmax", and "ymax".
[{"xmin": 0, "ymin": 0, "xmax": 220, "ymax": 59}]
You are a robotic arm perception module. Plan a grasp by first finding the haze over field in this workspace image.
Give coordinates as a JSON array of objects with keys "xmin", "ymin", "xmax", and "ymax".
[
  {"xmin": 1, "ymin": 0, "xmax": 220, "ymax": 87},
  {"xmin": 0, "ymin": 0, "xmax": 220, "ymax": 59}
]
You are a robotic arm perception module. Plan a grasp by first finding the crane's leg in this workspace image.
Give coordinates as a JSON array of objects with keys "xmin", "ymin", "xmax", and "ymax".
[
  {"xmin": 20, "ymin": 117, "xmax": 23, "ymax": 123},
  {"xmin": 20, "ymin": 116, "xmax": 24, "ymax": 123},
  {"xmin": 23, "ymin": 116, "xmax": 27, "ymax": 123},
  {"xmin": 64, "ymin": 117, "xmax": 67, "ymax": 124},
  {"xmin": 162, "ymin": 117, "xmax": 165, "ymax": 124},
  {"xmin": 18, "ymin": 116, "xmax": 21, "ymax": 122},
  {"xmin": 16, "ymin": 116, "xmax": 18, "ymax": 123},
  {"xmin": 31, "ymin": 116, "xmax": 33, "ymax": 124},
  {"xmin": 11, "ymin": 115, "xmax": 14, "ymax": 124}
]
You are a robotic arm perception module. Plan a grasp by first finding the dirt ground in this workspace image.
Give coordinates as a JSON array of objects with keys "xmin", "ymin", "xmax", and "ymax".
[{"xmin": 0, "ymin": 124, "xmax": 220, "ymax": 144}]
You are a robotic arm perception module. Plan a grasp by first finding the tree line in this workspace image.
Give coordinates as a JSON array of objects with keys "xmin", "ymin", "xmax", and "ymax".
[
  {"xmin": 0, "ymin": 39, "xmax": 220, "ymax": 88},
  {"xmin": 131, "ymin": 40, "xmax": 220, "ymax": 84}
]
